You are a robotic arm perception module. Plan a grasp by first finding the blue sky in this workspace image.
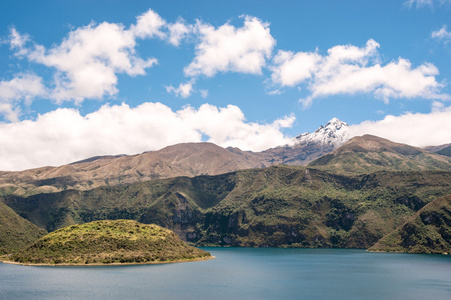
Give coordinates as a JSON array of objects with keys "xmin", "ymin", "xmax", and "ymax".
[{"xmin": 0, "ymin": 0, "xmax": 451, "ymax": 170}]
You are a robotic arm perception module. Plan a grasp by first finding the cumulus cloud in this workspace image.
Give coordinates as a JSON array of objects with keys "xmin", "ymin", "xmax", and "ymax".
[
  {"xmin": 0, "ymin": 74, "xmax": 46, "ymax": 122},
  {"xmin": 184, "ymin": 16, "xmax": 276, "ymax": 77},
  {"xmin": 348, "ymin": 106, "xmax": 451, "ymax": 147},
  {"xmin": 7, "ymin": 8, "xmax": 191, "ymax": 105},
  {"xmin": 0, "ymin": 102, "xmax": 295, "ymax": 171},
  {"xmin": 16, "ymin": 20, "xmax": 158, "ymax": 103},
  {"xmin": 270, "ymin": 39, "xmax": 449, "ymax": 107},
  {"xmin": 129, "ymin": 8, "xmax": 166, "ymax": 39},
  {"xmin": 270, "ymin": 50, "xmax": 321, "ymax": 87},
  {"xmin": 166, "ymin": 81, "xmax": 194, "ymax": 98},
  {"xmin": 432, "ymin": 25, "xmax": 451, "ymax": 43},
  {"xmin": 167, "ymin": 19, "xmax": 193, "ymax": 46}
]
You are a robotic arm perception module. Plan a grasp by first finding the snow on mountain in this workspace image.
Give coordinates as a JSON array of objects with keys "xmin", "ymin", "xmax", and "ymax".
[{"xmin": 294, "ymin": 118, "xmax": 349, "ymax": 147}]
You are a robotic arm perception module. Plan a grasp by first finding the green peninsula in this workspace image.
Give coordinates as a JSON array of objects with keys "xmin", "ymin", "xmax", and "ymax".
[{"xmin": 8, "ymin": 220, "xmax": 212, "ymax": 265}]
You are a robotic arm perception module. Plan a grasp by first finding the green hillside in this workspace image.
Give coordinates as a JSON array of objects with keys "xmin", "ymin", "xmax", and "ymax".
[
  {"xmin": 10, "ymin": 220, "xmax": 211, "ymax": 265},
  {"xmin": 368, "ymin": 194, "xmax": 451, "ymax": 254},
  {"xmin": 437, "ymin": 145, "xmax": 451, "ymax": 157},
  {"xmin": 0, "ymin": 202, "xmax": 47, "ymax": 255},
  {"xmin": 309, "ymin": 135, "xmax": 451, "ymax": 174},
  {"xmin": 3, "ymin": 165, "xmax": 451, "ymax": 250}
]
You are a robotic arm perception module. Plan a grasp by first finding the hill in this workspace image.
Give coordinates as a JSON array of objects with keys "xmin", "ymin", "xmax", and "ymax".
[
  {"xmin": 424, "ymin": 143, "xmax": 451, "ymax": 153},
  {"xmin": 309, "ymin": 135, "xmax": 451, "ymax": 174},
  {"xmin": 436, "ymin": 145, "xmax": 451, "ymax": 157},
  {"xmin": 0, "ymin": 202, "xmax": 47, "ymax": 255},
  {"xmin": 4, "ymin": 165, "xmax": 451, "ymax": 251},
  {"xmin": 369, "ymin": 194, "xmax": 451, "ymax": 254},
  {"xmin": 8, "ymin": 220, "xmax": 212, "ymax": 265}
]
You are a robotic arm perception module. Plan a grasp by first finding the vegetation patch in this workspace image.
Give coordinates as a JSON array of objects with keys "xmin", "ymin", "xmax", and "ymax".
[
  {"xmin": 369, "ymin": 195, "xmax": 451, "ymax": 254},
  {"xmin": 9, "ymin": 220, "xmax": 212, "ymax": 265},
  {"xmin": 0, "ymin": 202, "xmax": 47, "ymax": 255}
]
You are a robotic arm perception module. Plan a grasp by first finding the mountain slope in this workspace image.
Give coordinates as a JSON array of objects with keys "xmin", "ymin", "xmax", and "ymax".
[
  {"xmin": 0, "ymin": 202, "xmax": 47, "ymax": 254},
  {"xmin": 0, "ymin": 142, "xmax": 268, "ymax": 196},
  {"xmin": 436, "ymin": 145, "xmax": 451, "ymax": 157},
  {"xmin": 424, "ymin": 143, "xmax": 451, "ymax": 153},
  {"xmin": 4, "ymin": 165, "xmax": 451, "ymax": 250},
  {"xmin": 309, "ymin": 135, "xmax": 451, "ymax": 174},
  {"xmin": 368, "ymin": 194, "xmax": 451, "ymax": 254}
]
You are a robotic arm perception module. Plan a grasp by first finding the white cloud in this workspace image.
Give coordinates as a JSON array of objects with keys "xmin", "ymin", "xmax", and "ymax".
[
  {"xmin": 267, "ymin": 89, "xmax": 283, "ymax": 95},
  {"xmin": 432, "ymin": 101, "xmax": 445, "ymax": 112},
  {"xmin": 404, "ymin": 0, "xmax": 451, "ymax": 8},
  {"xmin": 348, "ymin": 107, "xmax": 451, "ymax": 147},
  {"xmin": 0, "ymin": 103, "xmax": 20, "ymax": 123},
  {"xmin": 167, "ymin": 20, "xmax": 192, "ymax": 46},
  {"xmin": 404, "ymin": 0, "xmax": 434, "ymax": 8},
  {"xmin": 432, "ymin": 25, "xmax": 451, "ymax": 43},
  {"xmin": 184, "ymin": 16, "xmax": 276, "ymax": 77},
  {"xmin": 23, "ymin": 22, "xmax": 157, "ymax": 103},
  {"xmin": 0, "ymin": 74, "xmax": 46, "ymax": 122},
  {"xmin": 166, "ymin": 81, "xmax": 194, "ymax": 98},
  {"xmin": 0, "ymin": 102, "xmax": 295, "ymax": 171},
  {"xmin": 199, "ymin": 89, "xmax": 208, "ymax": 98},
  {"xmin": 129, "ymin": 8, "xmax": 166, "ymax": 39},
  {"xmin": 8, "ymin": 9, "xmax": 173, "ymax": 105},
  {"xmin": 270, "ymin": 39, "xmax": 449, "ymax": 107},
  {"xmin": 9, "ymin": 27, "xmax": 29, "ymax": 50},
  {"xmin": 270, "ymin": 50, "xmax": 321, "ymax": 87}
]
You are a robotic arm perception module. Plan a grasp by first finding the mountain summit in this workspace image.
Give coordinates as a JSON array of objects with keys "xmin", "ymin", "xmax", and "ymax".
[{"xmin": 294, "ymin": 118, "xmax": 349, "ymax": 147}]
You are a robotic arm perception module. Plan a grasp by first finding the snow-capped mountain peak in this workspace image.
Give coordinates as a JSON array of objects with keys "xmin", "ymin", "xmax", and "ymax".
[{"xmin": 294, "ymin": 118, "xmax": 349, "ymax": 146}]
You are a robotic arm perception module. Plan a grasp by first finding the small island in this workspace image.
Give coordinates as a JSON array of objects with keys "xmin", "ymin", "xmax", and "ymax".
[{"xmin": 5, "ymin": 220, "xmax": 212, "ymax": 266}]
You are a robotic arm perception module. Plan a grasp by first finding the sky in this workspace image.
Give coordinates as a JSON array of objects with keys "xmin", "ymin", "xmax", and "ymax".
[{"xmin": 1, "ymin": 0, "xmax": 451, "ymax": 171}]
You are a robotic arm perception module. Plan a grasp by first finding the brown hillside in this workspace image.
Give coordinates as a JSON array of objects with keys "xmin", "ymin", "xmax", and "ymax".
[
  {"xmin": 0, "ymin": 143, "xmax": 268, "ymax": 196},
  {"xmin": 334, "ymin": 135, "xmax": 423, "ymax": 155},
  {"xmin": 0, "ymin": 137, "xmax": 343, "ymax": 196}
]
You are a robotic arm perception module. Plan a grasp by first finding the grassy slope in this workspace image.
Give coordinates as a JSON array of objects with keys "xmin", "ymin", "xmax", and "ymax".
[
  {"xmin": 309, "ymin": 135, "xmax": 451, "ymax": 175},
  {"xmin": 10, "ymin": 220, "xmax": 211, "ymax": 265},
  {"xmin": 437, "ymin": 145, "xmax": 451, "ymax": 157},
  {"xmin": 309, "ymin": 151, "xmax": 451, "ymax": 175},
  {"xmin": 3, "ymin": 166, "xmax": 451, "ymax": 250},
  {"xmin": 368, "ymin": 194, "xmax": 451, "ymax": 254},
  {"xmin": 0, "ymin": 202, "xmax": 47, "ymax": 255}
]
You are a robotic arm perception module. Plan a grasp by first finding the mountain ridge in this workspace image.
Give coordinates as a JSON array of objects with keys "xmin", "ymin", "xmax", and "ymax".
[
  {"xmin": 1, "ymin": 119, "xmax": 451, "ymax": 198},
  {"xmin": 0, "ymin": 119, "xmax": 351, "ymax": 196}
]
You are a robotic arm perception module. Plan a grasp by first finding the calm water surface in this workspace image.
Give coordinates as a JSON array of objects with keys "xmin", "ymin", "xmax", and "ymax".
[{"xmin": 1, "ymin": 248, "xmax": 451, "ymax": 299}]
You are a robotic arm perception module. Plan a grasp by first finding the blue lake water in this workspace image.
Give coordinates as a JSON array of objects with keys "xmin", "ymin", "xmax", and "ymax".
[{"xmin": 1, "ymin": 248, "xmax": 451, "ymax": 299}]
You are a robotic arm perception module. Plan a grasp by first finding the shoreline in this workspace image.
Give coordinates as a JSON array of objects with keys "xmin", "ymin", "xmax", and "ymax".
[{"xmin": 0, "ymin": 255, "xmax": 215, "ymax": 267}]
